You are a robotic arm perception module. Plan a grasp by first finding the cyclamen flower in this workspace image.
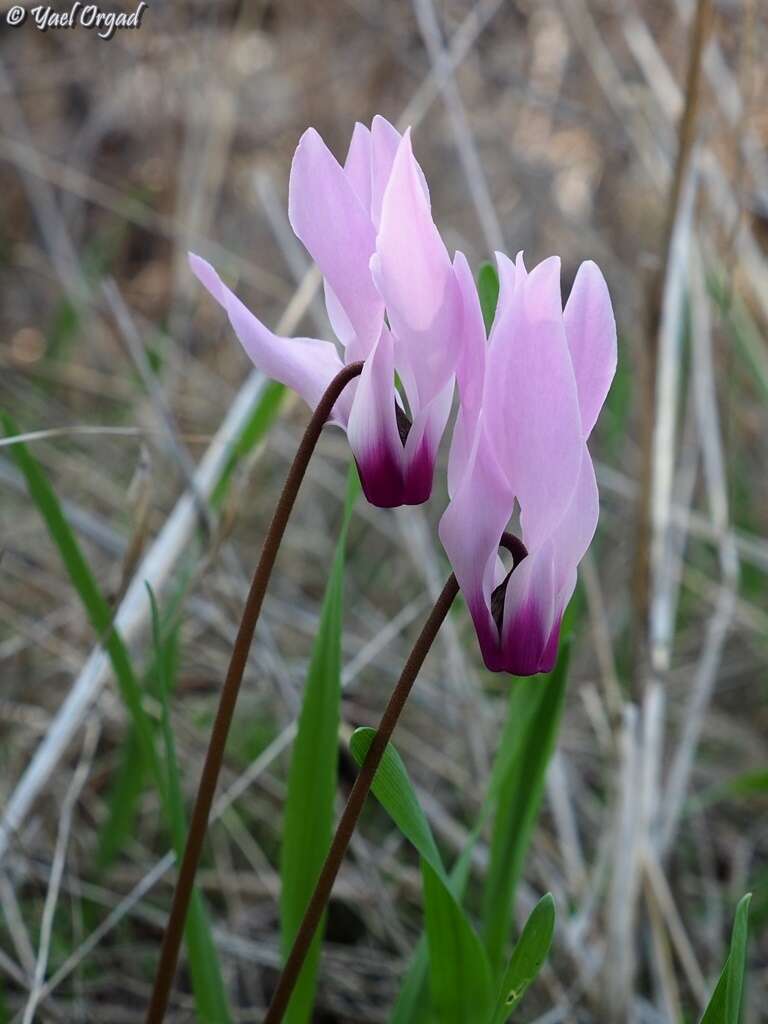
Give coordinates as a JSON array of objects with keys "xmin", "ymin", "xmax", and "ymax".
[
  {"xmin": 439, "ymin": 252, "xmax": 616, "ymax": 675},
  {"xmin": 190, "ymin": 116, "xmax": 466, "ymax": 508}
]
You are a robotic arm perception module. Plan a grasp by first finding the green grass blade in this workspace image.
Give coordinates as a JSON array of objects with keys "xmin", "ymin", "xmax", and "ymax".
[
  {"xmin": 279, "ymin": 466, "xmax": 360, "ymax": 1023},
  {"xmin": 96, "ymin": 727, "xmax": 146, "ymax": 868},
  {"xmin": 724, "ymin": 894, "xmax": 752, "ymax": 1023},
  {"xmin": 422, "ymin": 861, "xmax": 494, "ymax": 1024},
  {"xmin": 696, "ymin": 769, "xmax": 768, "ymax": 815},
  {"xmin": 387, "ymin": 637, "xmax": 570, "ymax": 1022},
  {"xmin": 722, "ymin": 770, "xmax": 768, "ymax": 798},
  {"xmin": 349, "ymin": 730, "xmax": 492, "ymax": 1023},
  {"xmin": 477, "ymin": 261, "xmax": 500, "ymax": 336},
  {"xmin": 720, "ymin": 770, "xmax": 765, "ymax": 798},
  {"xmin": 489, "ymin": 893, "xmax": 555, "ymax": 1023},
  {"xmin": 349, "ymin": 727, "xmax": 445, "ymax": 880},
  {"xmin": 700, "ymin": 893, "xmax": 752, "ymax": 1024},
  {"xmin": 384, "ymin": 630, "xmax": 567, "ymax": 1024},
  {"xmin": 390, "ymin": 934, "xmax": 431, "ymax": 1024},
  {"xmin": 389, "ymin": 837, "xmax": 480, "ymax": 1024},
  {"xmin": 4, "ymin": 410, "xmax": 234, "ymax": 1018},
  {"xmin": 148, "ymin": 586, "xmax": 233, "ymax": 1024},
  {"xmin": 1, "ymin": 411, "xmax": 162, "ymax": 795},
  {"xmin": 482, "ymin": 641, "xmax": 571, "ymax": 972}
]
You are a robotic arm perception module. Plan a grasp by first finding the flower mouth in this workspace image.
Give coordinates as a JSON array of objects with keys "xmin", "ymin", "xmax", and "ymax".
[
  {"xmin": 395, "ymin": 402, "xmax": 412, "ymax": 447},
  {"xmin": 490, "ymin": 531, "xmax": 528, "ymax": 631}
]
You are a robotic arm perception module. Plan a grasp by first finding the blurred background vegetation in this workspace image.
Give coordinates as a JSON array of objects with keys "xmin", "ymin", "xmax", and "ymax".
[{"xmin": 0, "ymin": 0, "xmax": 766, "ymax": 1020}]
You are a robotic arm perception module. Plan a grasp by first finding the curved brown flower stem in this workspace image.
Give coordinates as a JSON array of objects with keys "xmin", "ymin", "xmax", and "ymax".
[
  {"xmin": 145, "ymin": 361, "xmax": 363, "ymax": 1024},
  {"xmin": 263, "ymin": 572, "xmax": 460, "ymax": 1024}
]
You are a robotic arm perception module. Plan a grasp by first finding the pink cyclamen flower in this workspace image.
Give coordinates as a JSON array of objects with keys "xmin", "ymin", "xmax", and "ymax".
[
  {"xmin": 190, "ymin": 116, "xmax": 467, "ymax": 507},
  {"xmin": 439, "ymin": 252, "xmax": 617, "ymax": 675}
]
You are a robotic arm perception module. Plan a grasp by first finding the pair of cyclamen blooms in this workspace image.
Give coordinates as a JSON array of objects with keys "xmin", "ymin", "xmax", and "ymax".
[{"xmin": 191, "ymin": 116, "xmax": 617, "ymax": 676}]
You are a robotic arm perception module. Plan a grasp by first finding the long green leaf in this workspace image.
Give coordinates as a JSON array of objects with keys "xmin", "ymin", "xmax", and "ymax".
[
  {"xmin": 1, "ymin": 412, "xmax": 161, "ymax": 795},
  {"xmin": 489, "ymin": 893, "xmax": 555, "ymax": 1023},
  {"xmin": 148, "ymin": 586, "xmax": 232, "ymax": 1024},
  {"xmin": 390, "ymin": 842, "xmax": 478, "ymax": 1024},
  {"xmin": 422, "ymin": 861, "xmax": 494, "ymax": 1024},
  {"xmin": 350, "ymin": 727, "xmax": 444, "ymax": 880},
  {"xmin": 482, "ymin": 641, "xmax": 571, "ymax": 972},
  {"xmin": 349, "ymin": 729, "xmax": 492, "ymax": 1024},
  {"xmin": 279, "ymin": 466, "xmax": 359, "ymax": 1023},
  {"xmin": 477, "ymin": 261, "xmax": 500, "ymax": 336},
  {"xmin": 390, "ymin": 935, "xmax": 430, "ymax": 1024},
  {"xmin": 389, "ymin": 674, "xmax": 559, "ymax": 1024},
  {"xmin": 700, "ymin": 893, "xmax": 752, "ymax": 1024},
  {"xmin": 383, "ymin": 634, "xmax": 566, "ymax": 1024}
]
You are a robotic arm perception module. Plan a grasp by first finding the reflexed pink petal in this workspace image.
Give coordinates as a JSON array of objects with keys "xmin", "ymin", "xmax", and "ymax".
[
  {"xmin": 531, "ymin": 451, "xmax": 598, "ymax": 670},
  {"xmin": 380, "ymin": 328, "xmax": 449, "ymax": 505},
  {"xmin": 189, "ymin": 253, "xmax": 348, "ymax": 422},
  {"xmin": 485, "ymin": 255, "xmax": 582, "ymax": 551},
  {"xmin": 489, "ymin": 251, "xmax": 528, "ymax": 351},
  {"xmin": 439, "ymin": 431, "xmax": 515, "ymax": 669},
  {"xmin": 346, "ymin": 329, "xmax": 404, "ymax": 507},
  {"xmin": 447, "ymin": 251, "xmax": 488, "ymax": 496},
  {"xmin": 403, "ymin": 378, "xmax": 453, "ymax": 505},
  {"xmin": 538, "ymin": 612, "xmax": 563, "ymax": 674},
  {"xmin": 490, "ymin": 252, "xmax": 520, "ymax": 347},
  {"xmin": 550, "ymin": 447, "xmax": 599, "ymax": 600},
  {"xmin": 369, "ymin": 116, "xmax": 430, "ymax": 229},
  {"xmin": 453, "ymin": 252, "xmax": 487, "ymax": 413},
  {"xmin": 390, "ymin": 330, "xmax": 418, "ymax": 418},
  {"xmin": 373, "ymin": 130, "xmax": 460, "ymax": 407},
  {"xmin": 289, "ymin": 128, "xmax": 383, "ymax": 357},
  {"xmin": 555, "ymin": 568, "xmax": 578, "ymax": 624},
  {"xmin": 344, "ymin": 122, "xmax": 372, "ymax": 213},
  {"xmin": 499, "ymin": 451, "xmax": 597, "ymax": 674},
  {"xmin": 564, "ymin": 261, "xmax": 617, "ymax": 438},
  {"xmin": 370, "ymin": 115, "xmax": 402, "ymax": 229},
  {"xmin": 323, "ymin": 279, "xmax": 356, "ymax": 351},
  {"xmin": 500, "ymin": 543, "xmax": 556, "ymax": 675},
  {"xmin": 445, "ymin": 401, "xmax": 480, "ymax": 503}
]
